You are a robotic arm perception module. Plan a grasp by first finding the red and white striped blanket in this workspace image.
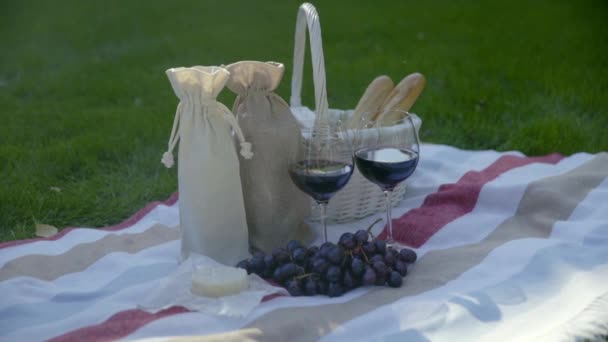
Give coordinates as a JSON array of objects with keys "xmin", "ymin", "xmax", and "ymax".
[{"xmin": 1, "ymin": 143, "xmax": 607, "ymax": 341}]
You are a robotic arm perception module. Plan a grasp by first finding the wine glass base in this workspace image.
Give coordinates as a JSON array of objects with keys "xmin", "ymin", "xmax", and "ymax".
[{"xmin": 385, "ymin": 239, "xmax": 408, "ymax": 251}]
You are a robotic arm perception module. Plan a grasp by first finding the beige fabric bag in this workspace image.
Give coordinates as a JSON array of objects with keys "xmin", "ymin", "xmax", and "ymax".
[
  {"xmin": 161, "ymin": 66, "xmax": 252, "ymax": 265},
  {"xmin": 225, "ymin": 61, "xmax": 313, "ymax": 253}
]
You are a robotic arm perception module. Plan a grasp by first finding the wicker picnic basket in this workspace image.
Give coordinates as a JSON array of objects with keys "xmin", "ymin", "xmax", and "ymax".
[{"xmin": 289, "ymin": 3, "xmax": 422, "ymax": 223}]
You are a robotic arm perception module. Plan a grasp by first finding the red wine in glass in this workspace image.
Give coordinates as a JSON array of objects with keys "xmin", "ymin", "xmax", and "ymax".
[
  {"xmin": 354, "ymin": 147, "xmax": 418, "ymax": 191},
  {"xmin": 288, "ymin": 120, "xmax": 354, "ymax": 243},
  {"xmin": 289, "ymin": 160, "xmax": 354, "ymax": 203},
  {"xmin": 354, "ymin": 111, "xmax": 420, "ymax": 249}
]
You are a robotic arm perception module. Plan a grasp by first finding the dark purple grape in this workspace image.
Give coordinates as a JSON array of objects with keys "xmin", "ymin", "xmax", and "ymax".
[
  {"xmin": 362, "ymin": 267, "xmax": 377, "ymax": 286},
  {"xmin": 362, "ymin": 242, "xmax": 376, "ymax": 255},
  {"xmin": 350, "ymin": 258, "xmax": 365, "ymax": 277},
  {"xmin": 327, "ymin": 246, "xmax": 345, "ymax": 265},
  {"xmin": 327, "ymin": 282, "xmax": 344, "ymax": 297},
  {"xmin": 316, "ymin": 279, "xmax": 329, "ymax": 295},
  {"xmin": 305, "ymin": 258, "xmax": 315, "ymax": 273},
  {"xmin": 339, "ymin": 232, "xmax": 354, "ymax": 242},
  {"xmin": 261, "ymin": 256, "xmax": 274, "ymax": 278},
  {"xmin": 374, "ymin": 240, "xmax": 387, "ymax": 255},
  {"xmin": 387, "ymin": 271, "xmax": 403, "ymax": 288},
  {"xmin": 319, "ymin": 242, "xmax": 335, "ymax": 254},
  {"xmin": 342, "ymin": 271, "xmax": 357, "ymax": 289},
  {"xmin": 398, "ymin": 248, "xmax": 418, "ymax": 263},
  {"xmin": 253, "ymin": 251, "xmax": 266, "ymax": 259},
  {"xmin": 292, "ymin": 247, "xmax": 308, "ymax": 265},
  {"xmin": 236, "ymin": 259, "xmax": 250, "ymax": 273},
  {"xmin": 395, "ymin": 260, "xmax": 408, "ymax": 277},
  {"xmin": 286, "ymin": 278, "xmax": 303, "ymax": 296},
  {"xmin": 312, "ymin": 257, "xmax": 329, "ymax": 274},
  {"xmin": 339, "ymin": 232, "xmax": 357, "ymax": 250},
  {"xmin": 326, "ymin": 265, "xmax": 342, "ymax": 282},
  {"xmin": 249, "ymin": 256, "xmax": 265, "ymax": 275},
  {"xmin": 273, "ymin": 267, "xmax": 284, "ymax": 282},
  {"xmin": 280, "ymin": 263, "xmax": 298, "ymax": 279},
  {"xmin": 342, "ymin": 253, "xmax": 352, "ymax": 269},
  {"xmin": 373, "ymin": 261, "xmax": 387, "ymax": 274},
  {"xmin": 272, "ymin": 248, "xmax": 291, "ymax": 265},
  {"xmin": 370, "ymin": 254, "xmax": 384, "ymax": 264},
  {"xmin": 375, "ymin": 271, "xmax": 387, "ymax": 286},
  {"xmin": 373, "ymin": 261, "xmax": 387, "ymax": 286},
  {"xmin": 306, "ymin": 246, "xmax": 319, "ymax": 257},
  {"xmin": 287, "ymin": 240, "xmax": 302, "ymax": 253},
  {"xmin": 384, "ymin": 251, "xmax": 396, "ymax": 266},
  {"xmin": 295, "ymin": 265, "xmax": 305, "ymax": 276},
  {"xmin": 354, "ymin": 229, "xmax": 369, "ymax": 244},
  {"xmin": 303, "ymin": 277, "xmax": 318, "ymax": 295},
  {"xmin": 264, "ymin": 255, "xmax": 276, "ymax": 270}
]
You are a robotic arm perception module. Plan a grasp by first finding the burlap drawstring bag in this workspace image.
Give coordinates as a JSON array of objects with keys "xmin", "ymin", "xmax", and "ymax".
[
  {"xmin": 226, "ymin": 61, "xmax": 313, "ymax": 253},
  {"xmin": 162, "ymin": 66, "xmax": 252, "ymax": 265}
]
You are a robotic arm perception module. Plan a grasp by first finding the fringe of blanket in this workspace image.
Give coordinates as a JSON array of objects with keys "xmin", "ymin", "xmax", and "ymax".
[{"xmin": 538, "ymin": 291, "xmax": 608, "ymax": 342}]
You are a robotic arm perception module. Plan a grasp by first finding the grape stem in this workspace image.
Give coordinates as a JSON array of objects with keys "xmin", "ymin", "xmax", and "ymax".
[
  {"xmin": 366, "ymin": 218, "xmax": 383, "ymax": 240},
  {"xmin": 343, "ymin": 251, "xmax": 353, "ymax": 268},
  {"xmin": 360, "ymin": 247, "xmax": 370, "ymax": 264},
  {"xmin": 295, "ymin": 273, "xmax": 314, "ymax": 280}
]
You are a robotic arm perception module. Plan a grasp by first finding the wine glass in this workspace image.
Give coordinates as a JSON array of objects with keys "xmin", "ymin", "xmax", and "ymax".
[
  {"xmin": 288, "ymin": 119, "xmax": 354, "ymax": 243},
  {"xmin": 354, "ymin": 110, "xmax": 420, "ymax": 248}
]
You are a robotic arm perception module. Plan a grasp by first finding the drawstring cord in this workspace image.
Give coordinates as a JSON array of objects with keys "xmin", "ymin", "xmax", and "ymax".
[
  {"xmin": 220, "ymin": 105, "xmax": 253, "ymax": 159},
  {"xmin": 161, "ymin": 101, "xmax": 253, "ymax": 168},
  {"xmin": 161, "ymin": 102, "xmax": 182, "ymax": 168}
]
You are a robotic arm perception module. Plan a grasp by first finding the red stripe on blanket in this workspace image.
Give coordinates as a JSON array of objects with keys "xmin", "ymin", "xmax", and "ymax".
[
  {"xmin": 46, "ymin": 306, "xmax": 190, "ymax": 342},
  {"xmin": 47, "ymin": 294, "xmax": 285, "ymax": 342},
  {"xmin": 0, "ymin": 192, "xmax": 179, "ymax": 250},
  {"xmin": 379, "ymin": 153, "xmax": 564, "ymax": 247}
]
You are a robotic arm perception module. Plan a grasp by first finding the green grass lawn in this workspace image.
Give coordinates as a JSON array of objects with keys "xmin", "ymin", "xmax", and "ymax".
[{"xmin": 1, "ymin": 0, "xmax": 607, "ymax": 242}]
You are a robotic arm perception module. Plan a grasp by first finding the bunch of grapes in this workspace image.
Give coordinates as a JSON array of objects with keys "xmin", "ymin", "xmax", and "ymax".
[{"xmin": 236, "ymin": 230, "xmax": 417, "ymax": 297}]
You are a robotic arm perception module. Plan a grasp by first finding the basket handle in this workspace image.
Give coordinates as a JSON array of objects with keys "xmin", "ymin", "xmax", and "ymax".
[{"xmin": 290, "ymin": 3, "xmax": 329, "ymax": 121}]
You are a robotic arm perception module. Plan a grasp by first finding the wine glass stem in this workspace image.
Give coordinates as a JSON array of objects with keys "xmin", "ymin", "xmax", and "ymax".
[
  {"xmin": 384, "ymin": 190, "xmax": 394, "ymax": 243},
  {"xmin": 319, "ymin": 201, "xmax": 328, "ymax": 243}
]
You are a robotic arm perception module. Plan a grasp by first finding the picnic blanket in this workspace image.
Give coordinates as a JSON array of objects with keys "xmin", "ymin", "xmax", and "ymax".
[{"xmin": 1, "ymin": 143, "xmax": 607, "ymax": 342}]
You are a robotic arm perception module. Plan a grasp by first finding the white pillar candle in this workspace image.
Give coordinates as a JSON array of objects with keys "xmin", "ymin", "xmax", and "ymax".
[{"xmin": 191, "ymin": 265, "xmax": 248, "ymax": 298}]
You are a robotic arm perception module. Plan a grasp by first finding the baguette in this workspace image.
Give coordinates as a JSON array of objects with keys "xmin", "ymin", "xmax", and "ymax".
[
  {"xmin": 374, "ymin": 72, "xmax": 425, "ymax": 124},
  {"xmin": 347, "ymin": 75, "xmax": 394, "ymax": 129}
]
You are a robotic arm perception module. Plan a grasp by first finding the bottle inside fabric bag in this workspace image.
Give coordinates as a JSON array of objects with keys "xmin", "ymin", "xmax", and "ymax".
[
  {"xmin": 162, "ymin": 66, "xmax": 252, "ymax": 266},
  {"xmin": 225, "ymin": 61, "xmax": 314, "ymax": 253}
]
